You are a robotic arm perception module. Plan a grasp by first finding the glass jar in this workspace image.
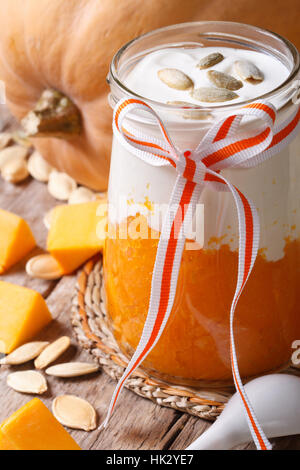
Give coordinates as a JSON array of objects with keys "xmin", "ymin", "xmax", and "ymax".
[{"xmin": 104, "ymin": 22, "xmax": 300, "ymax": 387}]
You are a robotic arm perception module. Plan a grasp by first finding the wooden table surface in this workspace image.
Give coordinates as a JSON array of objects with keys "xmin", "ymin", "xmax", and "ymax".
[{"xmin": 0, "ymin": 114, "xmax": 299, "ymax": 451}]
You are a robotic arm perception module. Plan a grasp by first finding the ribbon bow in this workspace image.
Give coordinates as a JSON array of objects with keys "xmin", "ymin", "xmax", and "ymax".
[{"xmin": 103, "ymin": 97, "xmax": 300, "ymax": 450}]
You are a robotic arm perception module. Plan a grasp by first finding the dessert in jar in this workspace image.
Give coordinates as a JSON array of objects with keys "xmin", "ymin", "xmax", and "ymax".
[{"xmin": 105, "ymin": 22, "xmax": 300, "ymax": 386}]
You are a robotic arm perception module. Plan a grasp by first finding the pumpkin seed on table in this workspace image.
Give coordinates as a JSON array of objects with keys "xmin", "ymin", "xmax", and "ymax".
[
  {"xmin": 1, "ymin": 157, "xmax": 29, "ymax": 183},
  {"xmin": 34, "ymin": 336, "xmax": 71, "ymax": 369},
  {"xmin": 26, "ymin": 254, "xmax": 64, "ymax": 280},
  {"xmin": 27, "ymin": 150, "xmax": 53, "ymax": 182},
  {"xmin": 158, "ymin": 68, "xmax": 193, "ymax": 90},
  {"xmin": 191, "ymin": 87, "xmax": 238, "ymax": 103},
  {"xmin": 207, "ymin": 70, "xmax": 243, "ymax": 91},
  {"xmin": 0, "ymin": 341, "xmax": 49, "ymax": 365},
  {"xmin": 234, "ymin": 60, "xmax": 264, "ymax": 83},
  {"xmin": 46, "ymin": 362, "xmax": 99, "ymax": 378},
  {"xmin": 0, "ymin": 145, "xmax": 28, "ymax": 171},
  {"xmin": 197, "ymin": 52, "xmax": 224, "ymax": 69},
  {"xmin": 48, "ymin": 170, "xmax": 77, "ymax": 201},
  {"xmin": 52, "ymin": 395, "xmax": 97, "ymax": 431},
  {"xmin": 7, "ymin": 371, "xmax": 47, "ymax": 395},
  {"xmin": 68, "ymin": 186, "xmax": 96, "ymax": 204}
]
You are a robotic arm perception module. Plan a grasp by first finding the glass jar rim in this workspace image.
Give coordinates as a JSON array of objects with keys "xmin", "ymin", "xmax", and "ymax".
[{"xmin": 109, "ymin": 21, "xmax": 300, "ymax": 113}]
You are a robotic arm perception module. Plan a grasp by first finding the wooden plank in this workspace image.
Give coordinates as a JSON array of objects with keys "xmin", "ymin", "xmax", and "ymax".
[{"xmin": 168, "ymin": 415, "xmax": 211, "ymax": 450}]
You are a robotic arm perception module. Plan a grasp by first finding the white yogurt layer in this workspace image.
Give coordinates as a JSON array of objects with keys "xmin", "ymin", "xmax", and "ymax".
[
  {"xmin": 125, "ymin": 47, "xmax": 290, "ymax": 107},
  {"xmin": 109, "ymin": 47, "xmax": 299, "ymax": 262}
]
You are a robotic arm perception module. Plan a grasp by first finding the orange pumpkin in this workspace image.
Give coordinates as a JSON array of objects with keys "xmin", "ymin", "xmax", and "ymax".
[{"xmin": 0, "ymin": 0, "xmax": 202, "ymax": 190}]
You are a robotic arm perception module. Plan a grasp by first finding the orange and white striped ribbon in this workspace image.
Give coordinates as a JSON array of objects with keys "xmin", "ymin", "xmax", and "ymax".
[{"xmin": 102, "ymin": 97, "xmax": 300, "ymax": 450}]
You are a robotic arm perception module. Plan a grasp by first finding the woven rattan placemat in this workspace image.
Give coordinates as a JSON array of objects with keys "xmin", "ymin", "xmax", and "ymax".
[{"xmin": 71, "ymin": 256, "xmax": 298, "ymax": 421}]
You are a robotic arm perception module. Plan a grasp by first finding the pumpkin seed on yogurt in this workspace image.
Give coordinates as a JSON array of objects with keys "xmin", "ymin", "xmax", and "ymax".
[
  {"xmin": 158, "ymin": 68, "xmax": 193, "ymax": 90},
  {"xmin": 234, "ymin": 60, "xmax": 264, "ymax": 83},
  {"xmin": 191, "ymin": 87, "xmax": 238, "ymax": 103},
  {"xmin": 207, "ymin": 70, "xmax": 243, "ymax": 91},
  {"xmin": 197, "ymin": 52, "xmax": 224, "ymax": 69}
]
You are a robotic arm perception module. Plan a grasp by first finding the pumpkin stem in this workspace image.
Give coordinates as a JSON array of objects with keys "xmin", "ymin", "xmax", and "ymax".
[{"xmin": 21, "ymin": 89, "xmax": 82, "ymax": 139}]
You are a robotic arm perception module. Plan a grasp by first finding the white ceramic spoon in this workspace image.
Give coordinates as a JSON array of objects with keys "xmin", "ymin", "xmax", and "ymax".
[{"xmin": 186, "ymin": 374, "xmax": 300, "ymax": 450}]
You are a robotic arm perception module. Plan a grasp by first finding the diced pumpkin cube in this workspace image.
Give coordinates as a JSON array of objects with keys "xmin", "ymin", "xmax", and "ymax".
[
  {"xmin": 0, "ymin": 281, "xmax": 52, "ymax": 354},
  {"xmin": 0, "ymin": 209, "xmax": 36, "ymax": 274},
  {"xmin": 47, "ymin": 201, "xmax": 107, "ymax": 274},
  {"xmin": 0, "ymin": 398, "xmax": 81, "ymax": 450}
]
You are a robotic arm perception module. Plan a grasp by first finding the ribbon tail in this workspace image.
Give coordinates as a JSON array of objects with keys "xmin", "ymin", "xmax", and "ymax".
[
  {"xmin": 101, "ymin": 175, "xmax": 202, "ymax": 429},
  {"xmin": 215, "ymin": 170, "xmax": 272, "ymax": 450}
]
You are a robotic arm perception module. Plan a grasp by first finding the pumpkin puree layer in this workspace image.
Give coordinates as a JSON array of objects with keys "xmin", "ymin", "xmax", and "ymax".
[{"xmin": 104, "ymin": 220, "xmax": 300, "ymax": 385}]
